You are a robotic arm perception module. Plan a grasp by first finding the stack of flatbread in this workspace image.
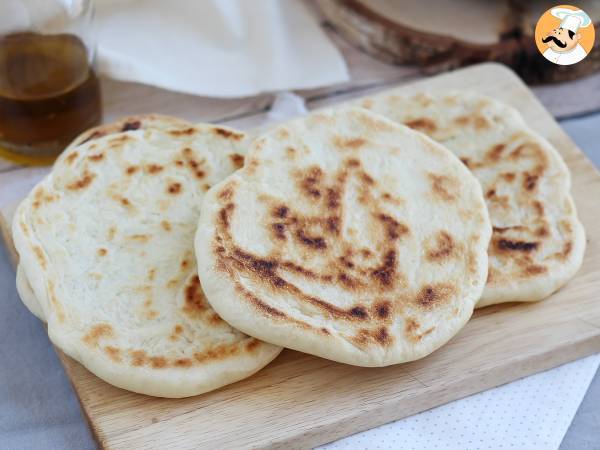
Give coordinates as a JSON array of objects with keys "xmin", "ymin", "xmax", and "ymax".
[
  {"xmin": 13, "ymin": 116, "xmax": 281, "ymax": 398},
  {"xmin": 13, "ymin": 93, "xmax": 584, "ymax": 397}
]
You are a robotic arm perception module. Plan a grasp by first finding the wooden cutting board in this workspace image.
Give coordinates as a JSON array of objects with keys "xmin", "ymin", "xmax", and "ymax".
[{"xmin": 1, "ymin": 63, "xmax": 599, "ymax": 449}]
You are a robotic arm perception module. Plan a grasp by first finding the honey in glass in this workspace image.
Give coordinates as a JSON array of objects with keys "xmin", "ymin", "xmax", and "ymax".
[{"xmin": 0, "ymin": 31, "xmax": 102, "ymax": 165}]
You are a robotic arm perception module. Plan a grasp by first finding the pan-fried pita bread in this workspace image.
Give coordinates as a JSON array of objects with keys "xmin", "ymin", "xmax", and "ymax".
[
  {"xmin": 14, "ymin": 115, "xmax": 195, "ymax": 323},
  {"xmin": 12, "ymin": 115, "xmax": 281, "ymax": 398},
  {"xmin": 196, "ymin": 107, "xmax": 491, "ymax": 366},
  {"xmin": 357, "ymin": 92, "xmax": 585, "ymax": 307},
  {"xmin": 16, "ymin": 265, "xmax": 45, "ymax": 321}
]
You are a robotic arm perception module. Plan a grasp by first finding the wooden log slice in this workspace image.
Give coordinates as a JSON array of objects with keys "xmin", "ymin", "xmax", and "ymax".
[{"xmin": 315, "ymin": 0, "xmax": 600, "ymax": 83}]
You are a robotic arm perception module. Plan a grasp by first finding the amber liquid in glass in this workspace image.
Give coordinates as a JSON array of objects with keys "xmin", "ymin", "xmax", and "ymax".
[{"xmin": 0, "ymin": 32, "xmax": 102, "ymax": 164}]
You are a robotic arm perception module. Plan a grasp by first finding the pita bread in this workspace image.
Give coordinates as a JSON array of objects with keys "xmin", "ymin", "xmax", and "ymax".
[
  {"xmin": 14, "ymin": 115, "xmax": 194, "ymax": 323},
  {"xmin": 16, "ymin": 265, "xmax": 45, "ymax": 321},
  {"xmin": 196, "ymin": 107, "xmax": 491, "ymax": 366},
  {"xmin": 357, "ymin": 92, "xmax": 585, "ymax": 307},
  {"xmin": 12, "ymin": 115, "xmax": 281, "ymax": 398}
]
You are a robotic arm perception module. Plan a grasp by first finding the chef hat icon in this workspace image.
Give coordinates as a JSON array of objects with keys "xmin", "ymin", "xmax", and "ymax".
[{"xmin": 551, "ymin": 8, "xmax": 592, "ymax": 33}]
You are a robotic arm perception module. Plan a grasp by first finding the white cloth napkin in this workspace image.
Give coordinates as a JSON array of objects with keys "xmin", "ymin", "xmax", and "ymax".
[{"xmin": 94, "ymin": 0, "xmax": 349, "ymax": 97}]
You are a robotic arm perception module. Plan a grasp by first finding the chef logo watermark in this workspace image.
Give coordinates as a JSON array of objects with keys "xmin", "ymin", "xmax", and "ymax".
[{"xmin": 535, "ymin": 5, "xmax": 595, "ymax": 66}]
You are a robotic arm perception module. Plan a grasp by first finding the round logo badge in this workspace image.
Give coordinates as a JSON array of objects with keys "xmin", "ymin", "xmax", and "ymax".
[{"xmin": 535, "ymin": 5, "xmax": 595, "ymax": 66}]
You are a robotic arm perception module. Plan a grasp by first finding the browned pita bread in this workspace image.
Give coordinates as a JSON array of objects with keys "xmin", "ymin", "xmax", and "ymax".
[
  {"xmin": 196, "ymin": 107, "xmax": 491, "ymax": 366},
  {"xmin": 358, "ymin": 91, "xmax": 585, "ymax": 307}
]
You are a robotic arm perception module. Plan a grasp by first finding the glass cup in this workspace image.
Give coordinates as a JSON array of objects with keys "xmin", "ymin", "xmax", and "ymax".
[{"xmin": 0, "ymin": 0, "xmax": 102, "ymax": 165}]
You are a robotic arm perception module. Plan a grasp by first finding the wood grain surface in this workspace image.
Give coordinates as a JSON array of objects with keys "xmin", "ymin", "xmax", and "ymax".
[{"xmin": 1, "ymin": 63, "xmax": 599, "ymax": 449}]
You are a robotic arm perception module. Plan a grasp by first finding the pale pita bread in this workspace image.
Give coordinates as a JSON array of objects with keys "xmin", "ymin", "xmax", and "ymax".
[
  {"xmin": 14, "ymin": 115, "xmax": 193, "ymax": 323},
  {"xmin": 357, "ymin": 92, "xmax": 585, "ymax": 307},
  {"xmin": 12, "ymin": 115, "xmax": 281, "ymax": 398},
  {"xmin": 16, "ymin": 265, "xmax": 45, "ymax": 321},
  {"xmin": 196, "ymin": 107, "xmax": 491, "ymax": 366}
]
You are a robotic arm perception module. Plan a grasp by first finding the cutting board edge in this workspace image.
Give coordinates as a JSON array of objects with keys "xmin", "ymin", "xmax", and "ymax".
[{"xmin": 101, "ymin": 322, "xmax": 600, "ymax": 450}]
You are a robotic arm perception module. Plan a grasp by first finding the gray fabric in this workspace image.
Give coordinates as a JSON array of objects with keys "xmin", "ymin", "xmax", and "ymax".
[
  {"xmin": 560, "ymin": 113, "xmax": 600, "ymax": 168},
  {"xmin": 0, "ymin": 112, "xmax": 598, "ymax": 450},
  {"xmin": 0, "ymin": 242, "xmax": 95, "ymax": 450},
  {"xmin": 532, "ymin": 72, "xmax": 600, "ymax": 120},
  {"xmin": 561, "ymin": 369, "xmax": 600, "ymax": 450},
  {"xmin": 558, "ymin": 112, "xmax": 600, "ymax": 450}
]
